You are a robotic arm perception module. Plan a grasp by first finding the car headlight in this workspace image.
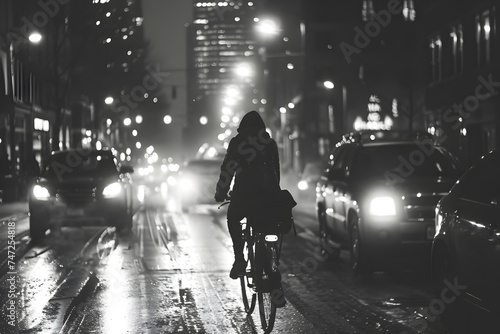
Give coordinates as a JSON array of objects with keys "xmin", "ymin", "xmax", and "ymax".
[
  {"xmin": 435, "ymin": 206, "xmax": 443, "ymax": 234},
  {"xmin": 103, "ymin": 182, "xmax": 122, "ymax": 197},
  {"xmin": 180, "ymin": 177, "xmax": 194, "ymax": 190},
  {"xmin": 298, "ymin": 180, "xmax": 309, "ymax": 191},
  {"xmin": 369, "ymin": 196, "xmax": 396, "ymax": 216},
  {"xmin": 33, "ymin": 185, "xmax": 50, "ymax": 200}
]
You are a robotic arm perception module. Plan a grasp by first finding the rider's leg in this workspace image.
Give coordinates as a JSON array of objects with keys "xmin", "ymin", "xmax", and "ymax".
[
  {"xmin": 227, "ymin": 202, "xmax": 245, "ymax": 261},
  {"xmin": 227, "ymin": 202, "xmax": 246, "ymax": 278}
]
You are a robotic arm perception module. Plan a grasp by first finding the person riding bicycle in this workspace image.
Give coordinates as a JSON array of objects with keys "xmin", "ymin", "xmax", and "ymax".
[{"xmin": 214, "ymin": 110, "xmax": 280, "ymax": 279}]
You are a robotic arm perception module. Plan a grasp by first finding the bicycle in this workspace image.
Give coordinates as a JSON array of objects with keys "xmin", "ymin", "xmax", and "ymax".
[{"xmin": 219, "ymin": 199, "xmax": 285, "ymax": 333}]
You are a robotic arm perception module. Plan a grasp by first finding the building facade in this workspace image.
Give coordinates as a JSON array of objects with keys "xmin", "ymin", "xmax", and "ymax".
[
  {"xmin": 422, "ymin": 0, "xmax": 500, "ymax": 167},
  {"xmin": 185, "ymin": 1, "xmax": 260, "ymax": 158}
]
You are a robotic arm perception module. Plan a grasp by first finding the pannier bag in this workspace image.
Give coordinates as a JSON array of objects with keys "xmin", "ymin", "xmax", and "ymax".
[{"xmin": 248, "ymin": 189, "xmax": 297, "ymax": 234}]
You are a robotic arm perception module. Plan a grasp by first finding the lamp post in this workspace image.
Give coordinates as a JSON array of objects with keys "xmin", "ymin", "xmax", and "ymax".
[{"xmin": 255, "ymin": 16, "xmax": 304, "ymax": 172}]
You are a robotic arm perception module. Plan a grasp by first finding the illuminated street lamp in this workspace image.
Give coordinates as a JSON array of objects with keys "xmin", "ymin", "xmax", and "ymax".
[
  {"xmin": 323, "ymin": 80, "xmax": 335, "ymax": 90},
  {"xmin": 28, "ymin": 32, "xmax": 42, "ymax": 44},
  {"xmin": 255, "ymin": 18, "xmax": 280, "ymax": 37},
  {"xmin": 163, "ymin": 115, "xmax": 172, "ymax": 124},
  {"xmin": 235, "ymin": 62, "xmax": 253, "ymax": 78},
  {"xmin": 135, "ymin": 115, "xmax": 143, "ymax": 124},
  {"xmin": 199, "ymin": 116, "xmax": 208, "ymax": 125},
  {"xmin": 123, "ymin": 117, "xmax": 132, "ymax": 126},
  {"xmin": 104, "ymin": 96, "xmax": 114, "ymax": 105}
]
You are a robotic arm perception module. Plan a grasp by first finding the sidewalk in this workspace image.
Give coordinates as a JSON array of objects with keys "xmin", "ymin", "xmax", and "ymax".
[{"xmin": 0, "ymin": 201, "xmax": 29, "ymax": 220}]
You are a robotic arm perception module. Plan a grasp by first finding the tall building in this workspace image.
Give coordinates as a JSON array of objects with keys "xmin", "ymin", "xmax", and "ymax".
[
  {"xmin": 82, "ymin": 0, "xmax": 148, "ymax": 151},
  {"xmin": 186, "ymin": 1, "xmax": 259, "ymax": 158},
  {"xmin": 421, "ymin": 0, "xmax": 500, "ymax": 166}
]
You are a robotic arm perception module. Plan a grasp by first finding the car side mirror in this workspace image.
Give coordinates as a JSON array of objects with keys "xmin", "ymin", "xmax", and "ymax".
[{"xmin": 119, "ymin": 165, "xmax": 134, "ymax": 174}]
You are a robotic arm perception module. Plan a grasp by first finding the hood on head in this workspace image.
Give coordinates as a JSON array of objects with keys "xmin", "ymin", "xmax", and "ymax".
[{"xmin": 237, "ymin": 110, "xmax": 266, "ymax": 134}]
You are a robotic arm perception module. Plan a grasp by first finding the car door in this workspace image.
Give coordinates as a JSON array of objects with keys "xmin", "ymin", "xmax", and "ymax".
[
  {"xmin": 453, "ymin": 158, "xmax": 500, "ymax": 305},
  {"xmin": 324, "ymin": 145, "xmax": 352, "ymax": 240}
]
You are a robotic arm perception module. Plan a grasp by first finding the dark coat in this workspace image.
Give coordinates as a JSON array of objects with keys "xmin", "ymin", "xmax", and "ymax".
[{"xmin": 215, "ymin": 111, "xmax": 280, "ymax": 198}]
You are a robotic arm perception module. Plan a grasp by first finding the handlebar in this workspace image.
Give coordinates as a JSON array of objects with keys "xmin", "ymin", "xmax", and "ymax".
[{"xmin": 217, "ymin": 198, "xmax": 231, "ymax": 209}]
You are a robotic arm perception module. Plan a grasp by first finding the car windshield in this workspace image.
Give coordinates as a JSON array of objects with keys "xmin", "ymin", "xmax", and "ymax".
[
  {"xmin": 42, "ymin": 151, "xmax": 118, "ymax": 179},
  {"xmin": 352, "ymin": 144, "xmax": 460, "ymax": 180}
]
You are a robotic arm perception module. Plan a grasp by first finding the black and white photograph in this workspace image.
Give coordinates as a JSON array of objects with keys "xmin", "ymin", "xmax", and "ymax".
[{"xmin": 0, "ymin": 0, "xmax": 499, "ymax": 333}]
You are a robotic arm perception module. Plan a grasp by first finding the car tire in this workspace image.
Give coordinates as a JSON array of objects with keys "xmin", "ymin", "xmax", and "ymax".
[
  {"xmin": 350, "ymin": 217, "xmax": 372, "ymax": 276},
  {"xmin": 29, "ymin": 217, "xmax": 47, "ymax": 243},
  {"xmin": 318, "ymin": 204, "xmax": 340, "ymax": 261}
]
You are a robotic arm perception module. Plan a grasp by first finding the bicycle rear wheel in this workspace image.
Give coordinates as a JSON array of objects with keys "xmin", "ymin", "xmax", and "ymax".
[
  {"xmin": 240, "ymin": 275, "xmax": 256, "ymax": 313},
  {"xmin": 258, "ymin": 290, "xmax": 276, "ymax": 333},
  {"xmin": 255, "ymin": 241, "xmax": 277, "ymax": 332},
  {"xmin": 241, "ymin": 235, "xmax": 257, "ymax": 313}
]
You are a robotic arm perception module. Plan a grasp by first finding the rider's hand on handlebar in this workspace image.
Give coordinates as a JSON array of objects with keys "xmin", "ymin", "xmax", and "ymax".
[{"xmin": 214, "ymin": 192, "xmax": 227, "ymax": 203}]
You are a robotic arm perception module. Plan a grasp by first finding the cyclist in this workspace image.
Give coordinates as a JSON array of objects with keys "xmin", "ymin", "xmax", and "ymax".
[{"xmin": 215, "ymin": 110, "xmax": 281, "ymax": 279}]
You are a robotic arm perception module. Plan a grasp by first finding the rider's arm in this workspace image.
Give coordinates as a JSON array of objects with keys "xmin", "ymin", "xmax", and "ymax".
[
  {"xmin": 271, "ymin": 139, "xmax": 280, "ymax": 183},
  {"xmin": 215, "ymin": 138, "xmax": 240, "ymax": 197}
]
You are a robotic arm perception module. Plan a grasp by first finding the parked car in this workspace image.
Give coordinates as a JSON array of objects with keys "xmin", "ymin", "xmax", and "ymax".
[
  {"xmin": 316, "ymin": 130, "xmax": 463, "ymax": 274},
  {"xmin": 431, "ymin": 149, "xmax": 500, "ymax": 332},
  {"xmin": 29, "ymin": 149, "xmax": 135, "ymax": 241},
  {"xmin": 178, "ymin": 158, "xmax": 223, "ymax": 212}
]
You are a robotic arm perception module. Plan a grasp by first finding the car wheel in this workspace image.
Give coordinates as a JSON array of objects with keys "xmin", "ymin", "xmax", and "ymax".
[
  {"xmin": 350, "ymin": 217, "xmax": 372, "ymax": 276},
  {"xmin": 318, "ymin": 205, "xmax": 340, "ymax": 260},
  {"xmin": 30, "ymin": 217, "xmax": 47, "ymax": 243}
]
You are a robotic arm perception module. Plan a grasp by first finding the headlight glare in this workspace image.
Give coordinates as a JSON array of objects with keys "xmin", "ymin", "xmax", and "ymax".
[
  {"xmin": 33, "ymin": 185, "xmax": 50, "ymax": 199},
  {"xmin": 103, "ymin": 182, "xmax": 122, "ymax": 197},
  {"xmin": 369, "ymin": 196, "xmax": 396, "ymax": 216},
  {"xmin": 297, "ymin": 180, "xmax": 309, "ymax": 191}
]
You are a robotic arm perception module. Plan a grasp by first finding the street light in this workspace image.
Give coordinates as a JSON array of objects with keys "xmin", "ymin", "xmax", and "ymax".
[
  {"xmin": 323, "ymin": 80, "xmax": 335, "ymax": 90},
  {"xmin": 255, "ymin": 18, "xmax": 281, "ymax": 37},
  {"xmin": 163, "ymin": 115, "xmax": 172, "ymax": 124},
  {"xmin": 105, "ymin": 96, "xmax": 114, "ymax": 105},
  {"xmin": 28, "ymin": 32, "xmax": 42, "ymax": 44},
  {"xmin": 135, "ymin": 115, "xmax": 143, "ymax": 124}
]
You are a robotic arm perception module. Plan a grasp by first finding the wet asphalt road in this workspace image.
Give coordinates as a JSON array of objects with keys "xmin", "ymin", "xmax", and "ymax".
[{"xmin": 0, "ymin": 196, "xmax": 497, "ymax": 333}]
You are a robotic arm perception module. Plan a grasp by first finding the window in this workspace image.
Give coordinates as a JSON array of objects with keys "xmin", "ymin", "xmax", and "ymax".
[
  {"xmin": 362, "ymin": 0, "xmax": 375, "ymax": 22},
  {"xmin": 459, "ymin": 162, "xmax": 500, "ymax": 206},
  {"xmin": 403, "ymin": 0, "xmax": 416, "ymax": 22},
  {"xmin": 429, "ymin": 35, "xmax": 442, "ymax": 82},
  {"xmin": 450, "ymin": 24, "xmax": 464, "ymax": 75},
  {"xmin": 476, "ymin": 7, "xmax": 496, "ymax": 65}
]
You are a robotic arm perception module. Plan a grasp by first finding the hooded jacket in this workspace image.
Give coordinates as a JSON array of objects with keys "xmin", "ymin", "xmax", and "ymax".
[{"xmin": 215, "ymin": 111, "xmax": 280, "ymax": 197}]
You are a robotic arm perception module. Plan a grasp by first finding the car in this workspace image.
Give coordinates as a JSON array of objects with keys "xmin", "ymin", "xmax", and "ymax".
[
  {"xmin": 29, "ymin": 149, "xmax": 135, "ymax": 241},
  {"xmin": 431, "ymin": 149, "xmax": 500, "ymax": 331},
  {"xmin": 316, "ymin": 130, "xmax": 463, "ymax": 274},
  {"xmin": 178, "ymin": 158, "xmax": 223, "ymax": 212}
]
